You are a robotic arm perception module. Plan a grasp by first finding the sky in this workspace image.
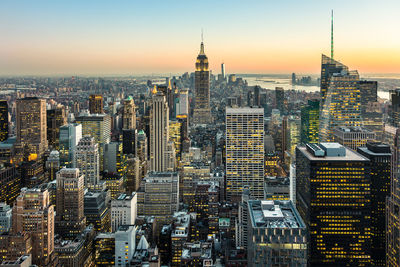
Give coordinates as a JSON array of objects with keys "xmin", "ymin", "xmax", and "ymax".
[{"xmin": 1, "ymin": 0, "xmax": 400, "ymax": 76}]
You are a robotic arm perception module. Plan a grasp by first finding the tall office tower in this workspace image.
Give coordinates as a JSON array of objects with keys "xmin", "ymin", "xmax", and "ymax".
[
  {"xmin": 122, "ymin": 96, "xmax": 136, "ymax": 130},
  {"xmin": 16, "ymin": 97, "xmax": 48, "ymax": 158},
  {"xmin": 275, "ymin": 87, "xmax": 285, "ymax": 114},
  {"xmin": 137, "ymin": 172, "xmax": 179, "ymax": 223},
  {"xmin": 115, "ymin": 225, "xmax": 136, "ymax": 266},
  {"xmin": 59, "ymin": 123, "xmax": 82, "ymax": 167},
  {"xmin": 236, "ymin": 187, "xmax": 251, "ymax": 248},
  {"xmin": 357, "ymin": 142, "xmax": 391, "ymax": 267},
  {"xmin": 46, "ymin": 104, "xmax": 67, "ymax": 149},
  {"xmin": 75, "ymin": 111, "xmax": 111, "ymax": 171},
  {"xmin": 390, "ymin": 89, "xmax": 400, "ymax": 127},
  {"xmin": 0, "ymin": 166, "xmax": 20, "ymax": 205},
  {"xmin": 333, "ymin": 126, "xmax": 376, "ymax": 150},
  {"xmin": 89, "ymin": 94, "xmax": 104, "ymax": 114},
  {"xmin": 300, "ymin": 99, "xmax": 320, "ymax": 144},
  {"xmin": 150, "ymin": 92, "xmax": 170, "ymax": 172},
  {"xmin": 247, "ymin": 200, "xmax": 307, "ymax": 266},
  {"xmin": 226, "ymin": 108, "xmax": 264, "ymax": 202},
  {"xmin": 104, "ymin": 142, "xmax": 127, "ymax": 176},
  {"xmin": 125, "ymin": 156, "xmax": 140, "ymax": 194},
  {"xmin": 169, "ymin": 120, "xmax": 183, "ymax": 163},
  {"xmin": 291, "ymin": 73, "xmax": 296, "ymax": 85},
  {"xmin": 254, "ymin": 86, "xmax": 261, "ymax": 107},
  {"xmin": 296, "ymin": 143, "xmax": 371, "ymax": 266},
  {"xmin": 122, "ymin": 129, "xmax": 136, "ymax": 155},
  {"xmin": 221, "ymin": 62, "xmax": 226, "ymax": 79},
  {"xmin": 45, "ymin": 150, "xmax": 60, "ymax": 181},
  {"xmin": 362, "ymin": 102, "xmax": 384, "ymax": 141},
  {"xmin": 319, "ymin": 57, "xmax": 362, "ymax": 142},
  {"xmin": 192, "ymin": 41, "xmax": 212, "ymax": 124},
  {"xmin": 12, "ymin": 188, "xmax": 56, "ymax": 267},
  {"xmin": 287, "ymin": 116, "xmax": 301, "ymax": 156},
  {"xmin": 359, "ymin": 80, "xmax": 377, "ymax": 112},
  {"xmin": 74, "ymin": 136, "xmax": 100, "ymax": 186},
  {"xmin": 0, "ymin": 100, "xmax": 8, "ymax": 142},
  {"xmin": 136, "ymin": 130, "xmax": 148, "ymax": 175},
  {"xmin": 387, "ymin": 130, "xmax": 400, "ymax": 267},
  {"xmin": 55, "ymin": 168, "xmax": 86, "ymax": 239},
  {"xmin": 84, "ymin": 189, "xmax": 111, "ymax": 232},
  {"xmin": 320, "ymin": 54, "xmax": 348, "ymax": 104},
  {"xmin": 111, "ymin": 193, "xmax": 137, "ymax": 232},
  {"xmin": 0, "ymin": 203, "xmax": 12, "ymax": 233},
  {"xmin": 177, "ymin": 89, "xmax": 189, "ymax": 116}
]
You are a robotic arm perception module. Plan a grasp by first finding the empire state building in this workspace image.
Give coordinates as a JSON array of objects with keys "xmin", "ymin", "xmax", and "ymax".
[{"xmin": 193, "ymin": 42, "xmax": 212, "ymax": 124}]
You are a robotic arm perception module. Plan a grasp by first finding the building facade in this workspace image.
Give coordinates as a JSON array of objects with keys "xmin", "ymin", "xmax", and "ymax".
[
  {"xmin": 296, "ymin": 143, "xmax": 371, "ymax": 266},
  {"xmin": 226, "ymin": 107, "xmax": 264, "ymax": 202}
]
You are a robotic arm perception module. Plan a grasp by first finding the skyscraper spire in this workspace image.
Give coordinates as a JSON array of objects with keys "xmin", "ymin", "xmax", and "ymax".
[
  {"xmin": 199, "ymin": 29, "xmax": 205, "ymax": 55},
  {"xmin": 331, "ymin": 9, "xmax": 334, "ymax": 59}
]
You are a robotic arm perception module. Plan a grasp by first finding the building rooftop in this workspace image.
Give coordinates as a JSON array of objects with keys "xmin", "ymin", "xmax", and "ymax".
[
  {"xmin": 301, "ymin": 143, "xmax": 369, "ymax": 161},
  {"xmin": 335, "ymin": 126, "xmax": 373, "ymax": 133},
  {"xmin": 115, "ymin": 192, "xmax": 136, "ymax": 201},
  {"xmin": 248, "ymin": 200, "xmax": 305, "ymax": 229},
  {"xmin": 226, "ymin": 107, "xmax": 264, "ymax": 114}
]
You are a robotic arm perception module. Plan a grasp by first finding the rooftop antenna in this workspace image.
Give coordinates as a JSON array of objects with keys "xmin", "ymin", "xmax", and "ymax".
[
  {"xmin": 331, "ymin": 9, "xmax": 334, "ymax": 59},
  {"xmin": 201, "ymin": 28, "xmax": 204, "ymax": 43}
]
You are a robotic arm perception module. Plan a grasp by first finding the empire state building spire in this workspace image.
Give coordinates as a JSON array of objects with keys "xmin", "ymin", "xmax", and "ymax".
[{"xmin": 199, "ymin": 42, "xmax": 205, "ymax": 55}]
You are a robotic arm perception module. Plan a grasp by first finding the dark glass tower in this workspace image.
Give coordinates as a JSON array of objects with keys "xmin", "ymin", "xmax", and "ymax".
[
  {"xmin": 0, "ymin": 100, "xmax": 8, "ymax": 142},
  {"xmin": 296, "ymin": 143, "xmax": 371, "ymax": 266},
  {"xmin": 320, "ymin": 54, "xmax": 347, "ymax": 104},
  {"xmin": 300, "ymin": 99, "xmax": 319, "ymax": 144},
  {"xmin": 357, "ymin": 142, "xmax": 391, "ymax": 267}
]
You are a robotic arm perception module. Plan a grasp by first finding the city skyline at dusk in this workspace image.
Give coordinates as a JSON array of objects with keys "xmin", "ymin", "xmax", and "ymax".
[{"xmin": 2, "ymin": 0, "xmax": 400, "ymax": 75}]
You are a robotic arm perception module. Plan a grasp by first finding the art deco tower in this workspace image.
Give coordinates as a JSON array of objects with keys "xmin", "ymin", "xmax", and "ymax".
[{"xmin": 193, "ymin": 41, "xmax": 212, "ymax": 124}]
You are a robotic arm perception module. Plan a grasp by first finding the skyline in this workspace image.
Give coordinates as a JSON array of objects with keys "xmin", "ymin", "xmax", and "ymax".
[{"xmin": 2, "ymin": 0, "xmax": 400, "ymax": 75}]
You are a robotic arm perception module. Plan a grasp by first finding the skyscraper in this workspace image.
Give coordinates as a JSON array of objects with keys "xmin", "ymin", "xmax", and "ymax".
[
  {"xmin": 319, "ymin": 55, "xmax": 362, "ymax": 142},
  {"xmin": 46, "ymin": 104, "xmax": 67, "ymax": 149},
  {"xmin": 221, "ymin": 62, "xmax": 226, "ymax": 79},
  {"xmin": 150, "ymin": 92, "xmax": 170, "ymax": 172},
  {"xmin": 357, "ymin": 142, "xmax": 391, "ymax": 267},
  {"xmin": 387, "ymin": 130, "xmax": 400, "ymax": 266},
  {"xmin": 55, "ymin": 168, "xmax": 87, "ymax": 239},
  {"xmin": 16, "ymin": 97, "xmax": 48, "ymax": 158},
  {"xmin": 122, "ymin": 96, "xmax": 136, "ymax": 130},
  {"xmin": 296, "ymin": 143, "xmax": 371, "ymax": 266},
  {"xmin": 89, "ymin": 94, "xmax": 104, "ymax": 114},
  {"xmin": 300, "ymin": 99, "xmax": 319, "ymax": 144},
  {"xmin": 320, "ymin": 54, "xmax": 347, "ymax": 104},
  {"xmin": 390, "ymin": 89, "xmax": 400, "ymax": 127},
  {"xmin": 59, "ymin": 123, "xmax": 82, "ymax": 168},
  {"xmin": 192, "ymin": 41, "xmax": 212, "ymax": 124},
  {"xmin": 0, "ymin": 100, "xmax": 8, "ymax": 142},
  {"xmin": 75, "ymin": 111, "xmax": 111, "ymax": 171},
  {"xmin": 275, "ymin": 87, "xmax": 285, "ymax": 114},
  {"xmin": 359, "ymin": 80, "xmax": 378, "ymax": 112},
  {"xmin": 12, "ymin": 188, "xmax": 56, "ymax": 267},
  {"xmin": 226, "ymin": 107, "xmax": 264, "ymax": 202},
  {"xmin": 74, "ymin": 136, "xmax": 100, "ymax": 186}
]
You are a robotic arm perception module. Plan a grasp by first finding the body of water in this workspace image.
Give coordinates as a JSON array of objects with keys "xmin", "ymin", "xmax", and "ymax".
[{"xmin": 243, "ymin": 75, "xmax": 389, "ymax": 100}]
